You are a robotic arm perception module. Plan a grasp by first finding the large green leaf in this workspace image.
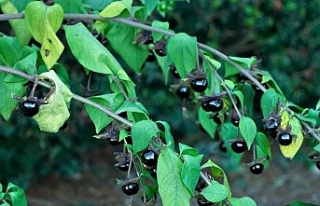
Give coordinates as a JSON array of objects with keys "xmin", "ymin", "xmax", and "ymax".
[
  {"xmin": 198, "ymin": 107, "xmax": 217, "ymax": 138},
  {"xmin": 6, "ymin": 182, "xmax": 27, "ymax": 206},
  {"xmin": 107, "ymin": 23, "xmax": 149, "ymax": 73},
  {"xmin": 0, "ymin": 72, "xmax": 25, "ymax": 121},
  {"xmin": 25, "ymin": 1, "xmax": 64, "ymax": 68},
  {"xmin": 200, "ymin": 180, "xmax": 228, "ymax": 202},
  {"xmin": 158, "ymin": 147, "xmax": 191, "ymax": 206},
  {"xmin": 167, "ymin": 33, "xmax": 197, "ymax": 78},
  {"xmin": 225, "ymin": 56, "xmax": 257, "ymax": 78},
  {"xmin": 181, "ymin": 154, "xmax": 201, "ymax": 196},
  {"xmin": 255, "ymin": 132, "xmax": 272, "ymax": 159},
  {"xmin": 229, "ymin": 197, "xmax": 257, "ymax": 206},
  {"xmin": 260, "ymin": 88, "xmax": 280, "ymax": 118},
  {"xmin": 0, "ymin": 36, "xmax": 22, "ymax": 67},
  {"xmin": 239, "ymin": 116, "xmax": 257, "ymax": 149},
  {"xmin": 65, "ymin": 23, "xmax": 122, "ymax": 75},
  {"xmin": 131, "ymin": 120, "xmax": 159, "ymax": 153},
  {"xmin": 84, "ymin": 93, "xmax": 124, "ymax": 134}
]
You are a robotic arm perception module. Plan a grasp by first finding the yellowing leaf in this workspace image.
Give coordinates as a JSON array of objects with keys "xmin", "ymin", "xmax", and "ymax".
[
  {"xmin": 33, "ymin": 70, "xmax": 73, "ymax": 133},
  {"xmin": 279, "ymin": 117, "xmax": 304, "ymax": 159},
  {"xmin": 0, "ymin": 0, "xmax": 32, "ymax": 45},
  {"xmin": 99, "ymin": 1, "xmax": 127, "ymax": 18},
  {"xmin": 280, "ymin": 109, "xmax": 290, "ymax": 129},
  {"xmin": 25, "ymin": 2, "xmax": 64, "ymax": 69}
]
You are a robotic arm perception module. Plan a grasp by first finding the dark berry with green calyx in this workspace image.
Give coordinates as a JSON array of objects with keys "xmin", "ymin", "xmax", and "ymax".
[
  {"xmin": 142, "ymin": 150, "xmax": 158, "ymax": 167},
  {"xmin": 20, "ymin": 100, "xmax": 39, "ymax": 117},
  {"xmin": 190, "ymin": 78, "xmax": 208, "ymax": 93},
  {"xmin": 249, "ymin": 163, "xmax": 264, "ymax": 174},
  {"xmin": 201, "ymin": 101, "xmax": 210, "ymax": 112},
  {"xmin": 146, "ymin": 51, "xmax": 156, "ymax": 62},
  {"xmin": 176, "ymin": 86, "xmax": 190, "ymax": 100},
  {"xmin": 278, "ymin": 132, "xmax": 292, "ymax": 146},
  {"xmin": 154, "ymin": 40, "xmax": 166, "ymax": 56},
  {"xmin": 121, "ymin": 182, "xmax": 140, "ymax": 196},
  {"xmin": 231, "ymin": 141, "xmax": 247, "ymax": 153},
  {"xmin": 207, "ymin": 99, "xmax": 223, "ymax": 112},
  {"xmin": 316, "ymin": 161, "xmax": 320, "ymax": 170}
]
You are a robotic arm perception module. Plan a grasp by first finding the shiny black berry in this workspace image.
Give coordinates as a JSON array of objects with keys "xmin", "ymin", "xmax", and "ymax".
[
  {"xmin": 142, "ymin": 150, "xmax": 158, "ymax": 167},
  {"xmin": 231, "ymin": 141, "xmax": 247, "ymax": 153},
  {"xmin": 213, "ymin": 113, "xmax": 222, "ymax": 124},
  {"xmin": 219, "ymin": 141, "xmax": 227, "ymax": 153},
  {"xmin": 316, "ymin": 161, "xmax": 320, "ymax": 170},
  {"xmin": 190, "ymin": 78, "xmax": 208, "ymax": 93},
  {"xmin": 249, "ymin": 163, "xmax": 264, "ymax": 174},
  {"xmin": 171, "ymin": 67, "xmax": 181, "ymax": 79},
  {"xmin": 176, "ymin": 86, "xmax": 190, "ymax": 100},
  {"xmin": 19, "ymin": 100, "xmax": 39, "ymax": 117},
  {"xmin": 201, "ymin": 101, "xmax": 210, "ymax": 112},
  {"xmin": 231, "ymin": 117, "xmax": 240, "ymax": 127},
  {"xmin": 278, "ymin": 132, "xmax": 292, "ymax": 146},
  {"xmin": 264, "ymin": 119, "xmax": 279, "ymax": 133},
  {"xmin": 109, "ymin": 137, "xmax": 123, "ymax": 146},
  {"xmin": 207, "ymin": 99, "xmax": 223, "ymax": 112},
  {"xmin": 146, "ymin": 51, "xmax": 156, "ymax": 62},
  {"xmin": 154, "ymin": 40, "xmax": 166, "ymax": 56},
  {"xmin": 121, "ymin": 182, "xmax": 140, "ymax": 196},
  {"xmin": 117, "ymin": 162, "xmax": 131, "ymax": 171},
  {"xmin": 149, "ymin": 166, "xmax": 157, "ymax": 179}
]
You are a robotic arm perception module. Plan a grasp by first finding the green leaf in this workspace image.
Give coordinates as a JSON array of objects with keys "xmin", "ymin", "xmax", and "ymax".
[
  {"xmin": 0, "ymin": 36, "xmax": 22, "ymax": 67},
  {"xmin": 4, "ymin": 52, "xmax": 37, "ymax": 83},
  {"xmin": 0, "ymin": 1, "xmax": 32, "ymax": 45},
  {"xmin": 84, "ymin": 0, "xmax": 111, "ymax": 10},
  {"xmin": 201, "ymin": 159, "xmax": 231, "ymax": 198},
  {"xmin": 9, "ymin": 0, "xmax": 33, "ymax": 12},
  {"xmin": 131, "ymin": 120, "xmax": 159, "ymax": 153},
  {"xmin": 65, "ymin": 23, "xmax": 122, "ymax": 75},
  {"xmin": 108, "ymin": 69, "xmax": 137, "ymax": 99},
  {"xmin": 287, "ymin": 200, "xmax": 319, "ymax": 206},
  {"xmin": 167, "ymin": 33, "xmax": 197, "ymax": 78},
  {"xmin": 181, "ymin": 155, "xmax": 201, "ymax": 196},
  {"xmin": 55, "ymin": 0, "xmax": 87, "ymax": 13},
  {"xmin": 229, "ymin": 197, "xmax": 257, "ymax": 206},
  {"xmin": 33, "ymin": 70, "xmax": 73, "ymax": 133},
  {"xmin": 239, "ymin": 116, "xmax": 257, "ymax": 149},
  {"xmin": 107, "ymin": 23, "xmax": 149, "ymax": 73},
  {"xmin": 140, "ymin": 0, "xmax": 157, "ymax": 15},
  {"xmin": 232, "ymin": 90, "xmax": 244, "ymax": 107},
  {"xmin": 198, "ymin": 107, "xmax": 217, "ymax": 138},
  {"xmin": 6, "ymin": 182, "xmax": 27, "ymax": 206},
  {"xmin": 84, "ymin": 93, "xmax": 124, "ymax": 134},
  {"xmin": 200, "ymin": 180, "xmax": 228, "ymax": 202},
  {"xmin": 155, "ymin": 54, "xmax": 170, "ymax": 84},
  {"xmin": 316, "ymin": 98, "xmax": 320, "ymax": 111},
  {"xmin": 256, "ymin": 70, "xmax": 285, "ymax": 97},
  {"xmin": 314, "ymin": 144, "xmax": 320, "ymax": 153},
  {"xmin": 152, "ymin": 21, "xmax": 170, "ymax": 41},
  {"xmin": 255, "ymin": 132, "xmax": 272, "ymax": 159},
  {"xmin": 179, "ymin": 143, "xmax": 200, "ymax": 157},
  {"xmin": 25, "ymin": 1, "xmax": 64, "ymax": 68},
  {"xmin": 116, "ymin": 100, "xmax": 148, "ymax": 122},
  {"xmin": 260, "ymin": 88, "xmax": 279, "ymax": 118},
  {"xmin": 156, "ymin": 121, "xmax": 175, "ymax": 150},
  {"xmin": 158, "ymin": 147, "xmax": 191, "ymax": 206},
  {"xmin": 0, "ymin": 72, "xmax": 25, "ymax": 121},
  {"xmin": 225, "ymin": 56, "xmax": 257, "ymax": 77}
]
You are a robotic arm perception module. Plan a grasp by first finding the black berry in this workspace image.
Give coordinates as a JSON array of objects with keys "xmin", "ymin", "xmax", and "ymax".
[
  {"xmin": 201, "ymin": 101, "xmax": 210, "ymax": 112},
  {"xmin": 231, "ymin": 141, "xmax": 247, "ymax": 153},
  {"xmin": 190, "ymin": 78, "xmax": 208, "ymax": 93},
  {"xmin": 121, "ymin": 182, "xmax": 140, "ymax": 196},
  {"xmin": 219, "ymin": 141, "xmax": 227, "ymax": 153},
  {"xmin": 264, "ymin": 119, "xmax": 279, "ymax": 133},
  {"xmin": 207, "ymin": 99, "xmax": 223, "ymax": 112},
  {"xmin": 316, "ymin": 161, "xmax": 320, "ymax": 170},
  {"xmin": 109, "ymin": 137, "xmax": 123, "ymax": 146},
  {"xmin": 213, "ymin": 113, "xmax": 222, "ymax": 124},
  {"xmin": 231, "ymin": 117, "xmax": 240, "ymax": 127},
  {"xmin": 176, "ymin": 86, "xmax": 190, "ymax": 100},
  {"xmin": 249, "ymin": 163, "xmax": 264, "ymax": 174},
  {"xmin": 117, "ymin": 162, "xmax": 131, "ymax": 171},
  {"xmin": 146, "ymin": 51, "xmax": 156, "ymax": 62},
  {"xmin": 197, "ymin": 197, "xmax": 215, "ymax": 206},
  {"xmin": 278, "ymin": 132, "xmax": 292, "ymax": 146},
  {"xmin": 19, "ymin": 100, "xmax": 39, "ymax": 117},
  {"xmin": 149, "ymin": 166, "xmax": 157, "ymax": 179},
  {"xmin": 171, "ymin": 67, "xmax": 181, "ymax": 79},
  {"xmin": 142, "ymin": 150, "xmax": 158, "ymax": 167},
  {"xmin": 154, "ymin": 40, "xmax": 166, "ymax": 56}
]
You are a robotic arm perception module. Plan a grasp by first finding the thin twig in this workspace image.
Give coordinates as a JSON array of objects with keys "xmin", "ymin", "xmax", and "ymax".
[{"xmin": 0, "ymin": 65, "xmax": 133, "ymax": 127}]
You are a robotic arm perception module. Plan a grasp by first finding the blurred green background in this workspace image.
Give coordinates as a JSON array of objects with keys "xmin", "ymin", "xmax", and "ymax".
[{"xmin": 1, "ymin": 0, "xmax": 319, "ymax": 192}]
